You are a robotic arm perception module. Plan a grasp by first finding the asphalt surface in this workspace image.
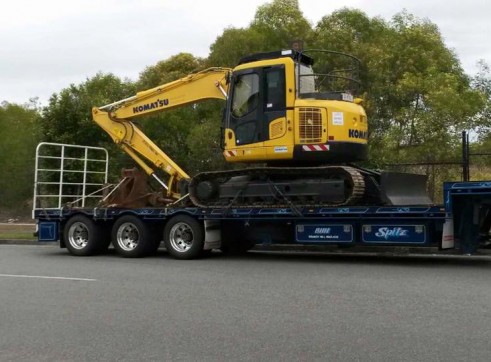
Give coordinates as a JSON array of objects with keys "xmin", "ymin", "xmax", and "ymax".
[{"xmin": 1, "ymin": 245, "xmax": 491, "ymax": 361}]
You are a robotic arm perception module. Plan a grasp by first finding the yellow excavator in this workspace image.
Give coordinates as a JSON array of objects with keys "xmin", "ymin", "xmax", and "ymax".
[{"xmin": 93, "ymin": 49, "xmax": 430, "ymax": 208}]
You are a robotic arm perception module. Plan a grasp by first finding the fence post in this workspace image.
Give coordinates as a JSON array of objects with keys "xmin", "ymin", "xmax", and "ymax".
[{"xmin": 462, "ymin": 131, "xmax": 470, "ymax": 182}]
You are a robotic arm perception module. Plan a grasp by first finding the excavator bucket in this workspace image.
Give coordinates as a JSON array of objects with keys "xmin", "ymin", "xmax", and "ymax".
[
  {"xmin": 101, "ymin": 168, "xmax": 173, "ymax": 208},
  {"xmin": 101, "ymin": 168, "xmax": 152, "ymax": 208},
  {"xmin": 379, "ymin": 171, "xmax": 432, "ymax": 206}
]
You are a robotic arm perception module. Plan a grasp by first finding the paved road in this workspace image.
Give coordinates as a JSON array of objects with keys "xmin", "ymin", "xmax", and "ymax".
[{"xmin": 1, "ymin": 245, "xmax": 491, "ymax": 361}]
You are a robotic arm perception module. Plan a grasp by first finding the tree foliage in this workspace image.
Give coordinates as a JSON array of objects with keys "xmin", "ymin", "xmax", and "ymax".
[
  {"xmin": 208, "ymin": 27, "xmax": 265, "ymax": 67},
  {"xmin": 251, "ymin": 0, "xmax": 313, "ymax": 49},
  {"xmin": 138, "ymin": 53, "xmax": 206, "ymax": 89},
  {"xmin": 472, "ymin": 60, "xmax": 491, "ymax": 135},
  {"xmin": 311, "ymin": 9, "xmax": 485, "ymax": 166},
  {"xmin": 39, "ymin": 73, "xmax": 137, "ymax": 174},
  {"xmin": 135, "ymin": 53, "xmax": 228, "ymax": 174},
  {"xmin": 208, "ymin": 0, "xmax": 312, "ymax": 66},
  {"xmin": 470, "ymin": 61, "xmax": 491, "ymax": 169},
  {"xmin": 40, "ymin": 73, "xmax": 135, "ymax": 146},
  {"xmin": 0, "ymin": 101, "xmax": 40, "ymax": 208}
]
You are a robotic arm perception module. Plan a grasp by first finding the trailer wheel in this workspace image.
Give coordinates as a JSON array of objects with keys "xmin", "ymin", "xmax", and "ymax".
[
  {"xmin": 112, "ymin": 215, "xmax": 154, "ymax": 258},
  {"xmin": 164, "ymin": 215, "xmax": 204, "ymax": 260},
  {"xmin": 64, "ymin": 215, "xmax": 103, "ymax": 256}
]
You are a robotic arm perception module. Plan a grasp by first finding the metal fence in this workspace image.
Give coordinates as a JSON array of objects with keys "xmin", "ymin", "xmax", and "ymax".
[
  {"xmin": 33, "ymin": 143, "xmax": 109, "ymax": 216},
  {"xmin": 382, "ymin": 132, "xmax": 490, "ymax": 203}
]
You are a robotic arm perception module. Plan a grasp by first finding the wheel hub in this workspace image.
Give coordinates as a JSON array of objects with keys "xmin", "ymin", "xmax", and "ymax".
[
  {"xmin": 169, "ymin": 222, "xmax": 194, "ymax": 252},
  {"xmin": 116, "ymin": 222, "xmax": 140, "ymax": 251},
  {"xmin": 68, "ymin": 222, "xmax": 89, "ymax": 250}
]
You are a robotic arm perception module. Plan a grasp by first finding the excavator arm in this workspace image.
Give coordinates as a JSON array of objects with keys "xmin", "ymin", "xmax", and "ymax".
[{"xmin": 92, "ymin": 67, "xmax": 231, "ymax": 199}]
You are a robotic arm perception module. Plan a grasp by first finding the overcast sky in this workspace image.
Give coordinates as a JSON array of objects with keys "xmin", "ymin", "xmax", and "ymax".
[{"xmin": 1, "ymin": 0, "xmax": 490, "ymax": 106}]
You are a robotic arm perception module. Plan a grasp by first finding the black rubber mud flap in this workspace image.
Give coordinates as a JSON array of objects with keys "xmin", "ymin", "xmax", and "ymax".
[{"xmin": 379, "ymin": 171, "xmax": 432, "ymax": 205}]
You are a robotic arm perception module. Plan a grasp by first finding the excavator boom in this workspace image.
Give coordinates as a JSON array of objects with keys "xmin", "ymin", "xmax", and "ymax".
[{"xmin": 92, "ymin": 67, "xmax": 231, "ymax": 199}]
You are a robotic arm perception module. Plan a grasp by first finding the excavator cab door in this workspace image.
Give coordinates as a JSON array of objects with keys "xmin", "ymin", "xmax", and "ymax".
[
  {"xmin": 228, "ymin": 69, "xmax": 262, "ymax": 146},
  {"xmin": 226, "ymin": 66, "xmax": 286, "ymax": 147},
  {"xmin": 262, "ymin": 66, "xmax": 287, "ymax": 136}
]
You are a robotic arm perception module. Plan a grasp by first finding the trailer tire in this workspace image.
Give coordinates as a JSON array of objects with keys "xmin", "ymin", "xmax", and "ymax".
[
  {"xmin": 112, "ymin": 215, "xmax": 155, "ymax": 258},
  {"xmin": 64, "ymin": 215, "xmax": 104, "ymax": 256},
  {"xmin": 164, "ymin": 215, "xmax": 204, "ymax": 260}
]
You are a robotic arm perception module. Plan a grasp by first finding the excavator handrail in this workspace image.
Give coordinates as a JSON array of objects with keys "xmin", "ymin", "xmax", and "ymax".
[{"xmin": 98, "ymin": 95, "xmax": 138, "ymax": 111}]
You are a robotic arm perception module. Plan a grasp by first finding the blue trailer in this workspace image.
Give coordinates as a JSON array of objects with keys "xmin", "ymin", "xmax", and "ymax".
[{"xmin": 33, "ymin": 143, "xmax": 491, "ymax": 259}]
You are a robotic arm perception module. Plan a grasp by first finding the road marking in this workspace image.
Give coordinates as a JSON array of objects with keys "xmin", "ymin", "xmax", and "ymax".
[{"xmin": 0, "ymin": 274, "xmax": 97, "ymax": 282}]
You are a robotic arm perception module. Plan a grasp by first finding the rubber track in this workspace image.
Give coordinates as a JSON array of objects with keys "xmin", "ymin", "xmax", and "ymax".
[{"xmin": 188, "ymin": 165, "xmax": 365, "ymax": 209}]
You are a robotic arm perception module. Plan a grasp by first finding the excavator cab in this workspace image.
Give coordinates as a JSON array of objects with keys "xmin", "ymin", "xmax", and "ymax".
[
  {"xmin": 222, "ymin": 49, "xmax": 368, "ymax": 165},
  {"xmin": 223, "ymin": 62, "xmax": 288, "ymax": 156}
]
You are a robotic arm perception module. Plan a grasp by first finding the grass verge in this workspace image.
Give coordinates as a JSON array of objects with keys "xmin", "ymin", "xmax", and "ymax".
[
  {"xmin": 0, "ymin": 224, "xmax": 36, "ymax": 240},
  {"xmin": 0, "ymin": 232, "xmax": 36, "ymax": 240}
]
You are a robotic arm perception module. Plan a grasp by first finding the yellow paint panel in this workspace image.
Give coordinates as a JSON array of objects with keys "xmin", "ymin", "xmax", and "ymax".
[{"xmin": 327, "ymin": 101, "xmax": 368, "ymax": 144}]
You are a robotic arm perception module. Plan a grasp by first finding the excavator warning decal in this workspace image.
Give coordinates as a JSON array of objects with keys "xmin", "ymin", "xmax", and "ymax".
[
  {"xmin": 302, "ymin": 145, "xmax": 329, "ymax": 151},
  {"xmin": 332, "ymin": 112, "xmax": 344, "ymax": 126},
  {"xmin": 224, "ymin": 150, "xmax": 238, "ymax": 157}
]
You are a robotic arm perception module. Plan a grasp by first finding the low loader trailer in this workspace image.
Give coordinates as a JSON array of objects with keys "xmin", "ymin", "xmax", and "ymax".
[{"xmin": 33, "ymin": 143, "xmax": 491, "ymax": 259}]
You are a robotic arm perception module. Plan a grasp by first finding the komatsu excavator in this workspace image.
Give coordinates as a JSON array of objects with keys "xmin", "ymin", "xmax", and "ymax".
[{"xmin": 93, "ymin": 49, "xmax": 430, "ymax": 208}]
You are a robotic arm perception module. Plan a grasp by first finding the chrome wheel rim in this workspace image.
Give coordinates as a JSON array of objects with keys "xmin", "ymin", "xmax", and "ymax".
[
  {"xmin": 169, "ymin": 222, "xmax": 194, "ymax": 253},
  {"xmin": 68, "ymin": 222, "xmax": 89, "ymax": 250},
  {"xmin": 116, "ymin": 222, "xmax": 140, "ymax": 251}
]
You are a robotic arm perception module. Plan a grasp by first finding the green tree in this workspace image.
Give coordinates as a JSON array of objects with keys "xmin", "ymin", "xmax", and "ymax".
[
  {"xmin": 470, "ymin": 60, "xmax": 491, "ymax": 175},
  {"xmin": 0, "ymin": 101, "xmax": 41, "ymax": 208},
  {"xmin": 135, "ymin": 53, "xmax": 227, "ymax": 175},
  {"xmin": 40, "ymin": 73, "xmax": 135, "ymax": 146},
  {"xmin": 138, "ymin": 53, "xmax": 206, "ymax": 89},
  {"xmin": 312, "ymin": 9, "xmax": 484, "ymax": 167},
  {"xmin": 251, "ymin": 0, "xmax": 313, "ymax": 49},
  {"xmin": 472, "ymin": 60, "xmax": 491, "ymax": 135},
  {"xmin": 185, "ymin": 100, "xmax": 229, "ymax": 173},
  {"xmin": 208, "ymin": 27, "xmax": 265, "ymax": 67},
  {"xmin": 208, "ymin": 0, "xmax": 313, "ymax": 67},
  {"xmin": 39, "ymin": 73, "xmax": 137, "ymax": 175}
]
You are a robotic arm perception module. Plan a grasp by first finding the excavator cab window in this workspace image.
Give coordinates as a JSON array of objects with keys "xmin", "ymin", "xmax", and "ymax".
[
  {"xmin": 297, "ymin": 64, "xmax": 316, "ymax": 95},
  {"xmin": 264, "ymin": 68, "xmax": 286, "ymax": 111},
  {"xmin": 231, "ymin": 73, "xmax": 259, "ymax": 118}
]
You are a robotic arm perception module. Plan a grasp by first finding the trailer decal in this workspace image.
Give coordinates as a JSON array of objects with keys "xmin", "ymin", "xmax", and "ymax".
[
  {"xmin": 296, "ymin": 224, "xmax": 353, "ymax": 243},
  {"xmin": 362, "ymin": 224, "xmax": 426, "ymax": 244}
]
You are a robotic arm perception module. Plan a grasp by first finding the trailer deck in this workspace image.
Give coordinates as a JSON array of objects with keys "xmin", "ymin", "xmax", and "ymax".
[{"xmin": 32, "ymin": 143, "xmax": 491, "ymax": 258}]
